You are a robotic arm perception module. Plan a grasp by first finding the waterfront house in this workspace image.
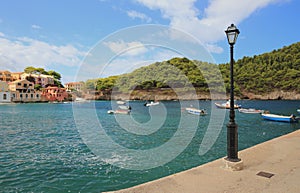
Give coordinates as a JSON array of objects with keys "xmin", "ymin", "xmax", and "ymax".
[
  {"xmin": 0, "ymin": 81, "xmax": 11, "ymax": 103},
  {"xmin": 21, "ymin": 73, "xmax": 55, "ymax": 88},
  {"xmin": 0, "ymin": 70, "xmax": 13, "ymax": 82},
  {"xmin": 41, "ymin": 86, "xmax": 68, "ymax": 102},
  {"xmin": 8, "ymin": 79, "xmax": 41, "ymax": 102},
  {"xmin": 11, "ymin": 72, "xmax": 23, "ymax": 81},
  {"xmin": 65, "ymin": 82, "xmax": 85, "ymax": 92}
]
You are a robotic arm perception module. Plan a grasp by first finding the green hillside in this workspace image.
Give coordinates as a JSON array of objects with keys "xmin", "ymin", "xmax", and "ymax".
[
  {"xmin": 85, "ymin": 42, "xmax": 300, "ymax": 98},
  {"xmin": 221, "ymin": 41, "xmax": 300, "ymax": 94},
  {"xmin": 115, "ymin": 58, "xmax": 224, "ymax": 93}
]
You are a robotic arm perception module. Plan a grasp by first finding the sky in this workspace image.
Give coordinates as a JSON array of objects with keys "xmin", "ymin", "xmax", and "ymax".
[{"xmin": 0, "ymin": 0, "xmax": 299, "ymax": 84}]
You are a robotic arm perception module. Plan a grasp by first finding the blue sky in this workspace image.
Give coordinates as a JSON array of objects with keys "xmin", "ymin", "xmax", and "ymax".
[{"xmin": 0, "ymin": 0, "xmax": 299, "ymax": 83}]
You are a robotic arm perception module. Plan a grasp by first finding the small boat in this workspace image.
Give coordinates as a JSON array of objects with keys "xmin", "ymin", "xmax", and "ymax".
[
  {"xmin": 74, "ymin": 97, "xmax": 88, "ymax": 103},
  {"xmin": 107, "ymin": 110, "xmax": 114, "ymax": 114},
  {"xmin": 116, "ymin": 101, "xmax": 126, "ymax": 105},
  {"xmin": 144, "ymin": 101, "xmax": 160, "ymax": 107},
  {"xmin": 185, "ymin": 107, "xmax": 206, "ymax": 116},
  {"xmin": 261, "ymin": 113, "xmax": 298, "ymax": 123},
  {"xmin": 297, "ymin": 109, "xmax": 300, "ymax": 114},
  {"xmin": 118, "ymin": 105, "xmax": 131, "ymax": 110},
  {"xmin": 215, "ymin": 100, "xmax": 241, "ymax": 109},
  {"xmin": 107, "ymin": 109, "xmax": 130, "ymax": 115},
  {"xmin": 238, "ymin": 108, "xmax": 263, "ymax": 114}
]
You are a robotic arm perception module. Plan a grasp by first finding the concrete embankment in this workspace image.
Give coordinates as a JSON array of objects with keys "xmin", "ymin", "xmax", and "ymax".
[{"xmin": 104, "ymin": 129, "xmax": 300, "ymax": 193}]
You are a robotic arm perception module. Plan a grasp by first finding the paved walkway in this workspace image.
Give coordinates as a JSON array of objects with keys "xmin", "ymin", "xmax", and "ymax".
[{"xmin": 105, "ymin": 129, "xmax": 300, "ymax": 193}]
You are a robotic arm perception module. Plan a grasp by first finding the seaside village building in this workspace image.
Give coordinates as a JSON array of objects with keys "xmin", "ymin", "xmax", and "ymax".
[
  {"xmin": 0, "ymin": 81, "xmax": 11, "ymax": 103},
  {"xmin": 21, "ymin": 73, "xmax": 55, "ymax": 88},
  {"xmin": 8, "ymin": 79, "xmax": 41, "ymax": 102},
  {"xmin": 11, "ymin": 72, "xmax": 24, "ymax": 81},
  {"xmin": 0, "ymin": 70, "xmax": 13, "ymax": 82},
  {"xmin": 65, "ymin": 82, "xmax": 84, "ymax": 92},
  {"xmin": 0, "ymin": 70, "xmax": 68, "ymax": 103},
  {"xmin": 41, "ymin": 86, "xmax": 68, "ymax": 102}
]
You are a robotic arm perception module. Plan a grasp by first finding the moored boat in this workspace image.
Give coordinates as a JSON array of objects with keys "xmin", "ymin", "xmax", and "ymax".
[
  {"xmin": 118, "ymin": 105, "xmax": 131, "ymax": 110},
  {"xmin": 74, "ymin": 97, "xmax": 88, "ymax": 103},
  {"xmin": 107, "ymin": 109, "xmax": 130, "ymax": 115},
  {"xmin": 144, "ymin": 101, "xmax": 160, "ymax": 107},
  {"xmin": 261, "ymin": 113, "xmax": 298, "ymax": 123},
  {"xmin": 297, "ymin": 109, "xmax": 300, "ymax": 114},
  {"xmin": 215, "ymin": 100, "xmax": 241, "ymax": 109},
  {"xmin": 185, "ymin": 107, "xmax": 206, "ymax": 116},
  {"xmin": 116, "ymin": 101, "xmax": 126, "ymax": 105},
  {"xmin": 238, "ymin": 108, "xmax": 263, "ymax": 114}
]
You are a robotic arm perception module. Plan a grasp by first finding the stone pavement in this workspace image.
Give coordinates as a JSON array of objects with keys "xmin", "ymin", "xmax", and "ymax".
[{"xmin": 104, "ymin": 129, "xmax": 300, "ymax": 193}]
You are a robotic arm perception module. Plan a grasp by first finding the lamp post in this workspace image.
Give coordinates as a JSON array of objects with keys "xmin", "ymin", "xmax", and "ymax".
[{"xmin": 225, "ymin": 24, "xmax": 240, "ymax": 162}]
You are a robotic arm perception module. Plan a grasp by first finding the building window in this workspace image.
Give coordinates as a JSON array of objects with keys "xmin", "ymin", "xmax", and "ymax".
[
  {"xmin": 31, "ymin": 94, "xmax": 34, "ymax": 98},
  {"xmin": 3, "ymin": 93, "xmax": 7, "ymax": 100},
  {"xmin": 36, "ymin": 94, "xmax": 39, "ymax": 98},
  {"xmin": 18, "ymin": 83, "xmax": 21, "ymax": 86},
  {"xmin": 20, "ymin": 94, "xmax": 23, "ymax": 98}
]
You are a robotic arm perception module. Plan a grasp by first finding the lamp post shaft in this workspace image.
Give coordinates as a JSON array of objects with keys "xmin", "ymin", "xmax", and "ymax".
[
  {"xmin": 226, "ymin": 44, "xmax": 240, "ymax": 162},
  {"xmin": 229, "ymin": 45, "xmax": 235, "ymax": 122}
]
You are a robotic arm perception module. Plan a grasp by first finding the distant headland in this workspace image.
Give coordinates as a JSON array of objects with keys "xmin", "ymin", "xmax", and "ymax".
[{"xmin": 81, "ymin": 42, "xmax": 300, "ymax": 101}]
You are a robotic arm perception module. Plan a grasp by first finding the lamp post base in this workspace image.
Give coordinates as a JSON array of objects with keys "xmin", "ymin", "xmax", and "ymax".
[{"xmin": 223, "ymin": 157, "xmax": 244, "ymax": 171}]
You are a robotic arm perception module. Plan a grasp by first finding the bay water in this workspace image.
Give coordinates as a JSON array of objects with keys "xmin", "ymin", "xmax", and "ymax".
[{"xmin": 0, "ymin": 100, "xmax": 299, "ymax": 192}]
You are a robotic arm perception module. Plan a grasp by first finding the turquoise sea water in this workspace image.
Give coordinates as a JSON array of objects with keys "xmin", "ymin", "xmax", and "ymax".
[{"xmin": 0, "ymin": 100, "xmax": 299, "ymax": 192}]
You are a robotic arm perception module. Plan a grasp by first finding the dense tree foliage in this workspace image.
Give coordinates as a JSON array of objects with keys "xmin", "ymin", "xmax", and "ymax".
[
  {"xmin": 23, "ymin": 66, "xmax": 63, "ymax": 87},
  {"xmin": 48, "ymin": 70, "xmax": 62, "ymax": 80},
  {"xmin": 85, "ymin": 76, "xmax": 118, "ymax": 91},
  {"xmin": 220, "ymin": 42, "xmax": 300, "ymax": 94},
  {"xmin": 113, "ymin": 58, "xmax": 225, "ymax": 93},
  {"xmin": 86, "ymin": 42, "xmax": 300, "ymax": 96}
]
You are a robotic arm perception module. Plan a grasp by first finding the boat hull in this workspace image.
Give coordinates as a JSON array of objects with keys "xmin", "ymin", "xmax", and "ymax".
[
  {"xmin": 145, "ymin": 102, "xmax": 159, "ymax": 107},
  {"xmin": 261, "ymin": 113, "xmax": 298, "ymax": 123},
  {"xmin": 185, "ymin": 108, "xmax": 206, "ymax": 116},
  {"xmin": 215, "ymin": 103, "xmax": 240, "ymax": 109},
  {"xmin": 107, "ymin": 109, "xmax": 130, "ymax": 115},
  {"xmin": 238, "ymin": 108, "xmax": 263, "ymax": 114}
]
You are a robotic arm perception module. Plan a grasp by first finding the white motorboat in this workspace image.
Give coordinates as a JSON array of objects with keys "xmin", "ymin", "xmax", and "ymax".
[{"xmin": 144, "ymin": 101, "xmax": 160, "ymax": 107}]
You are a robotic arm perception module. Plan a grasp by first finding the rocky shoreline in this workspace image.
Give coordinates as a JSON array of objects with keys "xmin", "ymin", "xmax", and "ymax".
[{"xmin": 83, "ymin": 90, "xmax": 300, "ymax": 101}]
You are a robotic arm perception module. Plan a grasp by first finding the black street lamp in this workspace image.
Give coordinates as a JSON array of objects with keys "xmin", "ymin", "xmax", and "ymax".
[{"xmin": 225, "ymin": 24, "xmax": 240, "ymax": 162}]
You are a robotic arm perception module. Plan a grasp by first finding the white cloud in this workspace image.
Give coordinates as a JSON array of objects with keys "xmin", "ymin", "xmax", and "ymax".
[
  {"xmin": 31, "ymin": 24, "xmax": 42, "ymax": 29},
  {"xmin": 127, "ymin": 10, "xmax": 152, "ymax": 23},
  {"xmin": 96, "ymin": 49, "xmax": 182, "ymax": 77},
  {"xmin": 205, "ymin": 43, "xmax": 223, "ymax": 54},
  {"xmin": 134, "ymin": 0, "xmax": 282, "ymax": 53},
  {"xmin": 103, "ymin": 40, "xmax": 148, "ymax": 56},
  {"xmin": 76, "ymin": 42, "xmax": 184, "ymax": 80},
  {"xmin": 134, "ymin": 0, "xmax": 198, "ymax": 20},
  {"xmin": 0, "ymin": 33, "xmax": 86, "ymax": 72}
]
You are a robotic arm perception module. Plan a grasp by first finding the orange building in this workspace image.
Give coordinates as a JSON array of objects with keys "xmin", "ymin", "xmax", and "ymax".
[
  {"xmin": 42, "ymin": 86, "xmax": 68, "ymax": 102},
  {"xmin": 0, "ymin": 70, "xmax": 13, "ymax": 82},
  {"xmin": 11, "ymin": 72, "xmax": 23, "ymax": 81}
]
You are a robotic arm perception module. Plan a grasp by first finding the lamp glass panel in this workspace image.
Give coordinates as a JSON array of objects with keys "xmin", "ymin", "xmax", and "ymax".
[{"xmin": 227, "ymin": 32, "xmax": 236, "ymax": 44}]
